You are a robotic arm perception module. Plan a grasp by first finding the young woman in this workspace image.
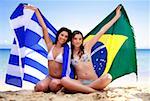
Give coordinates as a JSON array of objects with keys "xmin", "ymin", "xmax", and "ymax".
[
  {"xmin": 25, "ymin": 5, "xmax": 71, "ymax": 92},
  {"xmin": 61, "ymin": 6, "xmax": 122, "ymax": 93}
]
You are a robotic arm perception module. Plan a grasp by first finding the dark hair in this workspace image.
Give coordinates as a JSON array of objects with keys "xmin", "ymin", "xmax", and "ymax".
[
  {"xmin": 54, "ymin": 27, "xmax": 71, "ymax": 46},
  {"xmin": 71, "ymin": 30, "xmax": 84, "ymax": 59}
]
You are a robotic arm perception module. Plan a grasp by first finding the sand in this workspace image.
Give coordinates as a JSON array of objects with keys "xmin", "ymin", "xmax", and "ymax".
[{"xmin": 0, "ymin": 83, "xmax": 150, "ymax": 101}]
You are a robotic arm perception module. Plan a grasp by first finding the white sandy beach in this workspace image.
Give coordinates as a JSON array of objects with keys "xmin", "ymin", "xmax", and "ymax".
[
  {"xmin": 0, "ymin": 73, "xmax": 150, "ymax": 101},
  {"xmin": 0, "ymin": 82, "xmax": 150, "ymax": 101}
]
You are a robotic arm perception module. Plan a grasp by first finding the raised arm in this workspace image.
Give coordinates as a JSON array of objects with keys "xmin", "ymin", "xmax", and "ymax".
[
  {"xmin": 24, "ymin": 5, "xmax": 53, "ymax": 52},
  {"xmin": 84, "ymin": 6, "xmax": 122, "ymax": 50}
]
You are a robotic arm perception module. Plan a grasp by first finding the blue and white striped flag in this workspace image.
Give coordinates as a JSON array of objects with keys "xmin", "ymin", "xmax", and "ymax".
[{"xmin": 5, "ymin": 4, "xmax": 74, "ymax": 89}]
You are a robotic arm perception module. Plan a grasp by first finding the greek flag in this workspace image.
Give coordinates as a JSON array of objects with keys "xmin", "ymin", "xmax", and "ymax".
[{"xmin": 5, "ymin": 3, "xmax": 74, "ymax": 88}]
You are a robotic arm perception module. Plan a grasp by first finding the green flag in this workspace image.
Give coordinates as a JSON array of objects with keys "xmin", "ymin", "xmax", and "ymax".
[{"xmin": 84, "ymin": 4, "xmax": 137, "ymax": 80}]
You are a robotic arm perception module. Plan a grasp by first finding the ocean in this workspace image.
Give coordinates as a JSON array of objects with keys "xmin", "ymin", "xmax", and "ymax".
[{"xmin": 0, "ymin": 49, "xmax": 150, "ymax": 85}]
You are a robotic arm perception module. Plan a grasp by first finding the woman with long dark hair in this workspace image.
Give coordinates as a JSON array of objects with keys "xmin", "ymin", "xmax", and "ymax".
[
  {"xmin": 61, "ymin": 6, "xmax": 122, "ymax": 93},
  {"xmin": 25, "ymin": 5, "xmax": 71, "ymax": 92}
]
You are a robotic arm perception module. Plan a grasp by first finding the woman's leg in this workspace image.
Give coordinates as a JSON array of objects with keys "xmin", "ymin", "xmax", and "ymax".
[
  {"xmin": 34, "ymin": 76, "xmax": 51, "ymax": 92},
  {"xmin": 61, "ymin": 76, "xmax": 96, "ymax": 93},
  {"xmin": 49, "ymin": 78, "xmax": 62, "ymax": 92},
  {"xmin": 88, "ymin": 73, "xmax": 112, "ymax": 90}
]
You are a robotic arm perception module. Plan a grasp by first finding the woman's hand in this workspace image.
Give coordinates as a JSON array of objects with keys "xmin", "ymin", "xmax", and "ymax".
[
  {"xmin": 24, "ymin": 5, "xmax": 38, "ymax": 11},
  {"xmin": 116, "ymin": 5, "xmax": 122, "ymax": 18}
]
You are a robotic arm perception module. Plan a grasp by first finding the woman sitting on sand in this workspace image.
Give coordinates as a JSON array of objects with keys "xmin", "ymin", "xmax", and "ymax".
[
  {"xmin": 61, "ymin": 6, "xmax": 122, "ymax": 93},
  {"xmin": 25, "ymin": 5, "xmax": 72, "ymax": 92}
]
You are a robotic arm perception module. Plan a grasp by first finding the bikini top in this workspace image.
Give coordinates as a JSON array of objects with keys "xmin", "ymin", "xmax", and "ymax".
[
  {"xmin": 71, "ymin": 52, "xmax": 91, "ymax": 66},
  {"xmin": 47, "ymin": 45, "xmax": 63, "ymax": 63}
]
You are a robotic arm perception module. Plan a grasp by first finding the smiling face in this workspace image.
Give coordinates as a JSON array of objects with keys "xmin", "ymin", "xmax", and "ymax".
[
  {"xmin": 55, "ymin": 27, "xmax": 71, "ymax": 46},
  {"xmin": 72, "ymin": 33, "xmax": 83, "ymax": 48},
  {"xmin": 57, "ymin": 31, "xmax": 69, "ymax": 45}
]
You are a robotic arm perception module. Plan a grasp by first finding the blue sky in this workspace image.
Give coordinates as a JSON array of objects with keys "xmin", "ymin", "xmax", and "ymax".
[{"xmin": 0, "ymin": 0, "xmax": 149, "ymax": 49}]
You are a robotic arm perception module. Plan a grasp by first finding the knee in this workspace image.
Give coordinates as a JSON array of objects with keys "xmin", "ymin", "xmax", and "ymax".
[
  {"xmin": 34, "ymin": 82, "xmax": 47, "ymax": 92},
  {"xmin": 50, "ymin": 79, "xmax": 61, "ymax": 87},
  {"xmin": 49, "ymin": 79, "xmax": 61, "ymax": 92},
  {"xmin": 61, "ymin": 77, "xmax": 70, "ymax": 86},
  {"xmin": 50, "ymin": 79, "xmax": 61, "ymax": 88},
  {"xmin": 101, "ymin": 73, "xmax": 112, "ymax": 84},
  {"xmin": 106, "ymin": 73, "xmax": 112, "ymax": 82}
]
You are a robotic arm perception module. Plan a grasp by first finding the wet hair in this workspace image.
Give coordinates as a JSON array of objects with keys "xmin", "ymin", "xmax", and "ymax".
[
  {"xmin": 54, "ymin": 27, "xmax": 72, "ymax": 46},
  {"xmin": 71, "ymin": 30, "xmax": 84, "ymax": 59}
]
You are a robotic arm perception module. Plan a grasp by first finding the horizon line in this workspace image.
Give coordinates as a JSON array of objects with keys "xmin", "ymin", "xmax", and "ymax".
[{"xmin": 0, "ymin": 47, "xmax": 149, "ymax": 50}]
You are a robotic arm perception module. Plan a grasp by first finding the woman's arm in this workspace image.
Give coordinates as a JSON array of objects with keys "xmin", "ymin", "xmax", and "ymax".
[
  {"xmin": 24, "ymin": 5, "xmax": 53, "ymax": 52},
  {"xmin": 84, "ymin": 6, "xmax": 122, "ymax": 50}
]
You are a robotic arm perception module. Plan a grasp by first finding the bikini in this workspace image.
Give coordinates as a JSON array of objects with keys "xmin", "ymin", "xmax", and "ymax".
[
  {"xmin": 47, "ymin": 45, "xmax": 63, "ymax": 79},
  {"xmin": 47, "ymin": 45, "xmax": 63, "ymax": 63},
  {"xmin": 71, "ymin": 52, "xmax": 91, "ymax": 66},
  {"xmin": 71, "ymin": 52, "xmax": 94, "ymax": 85}
]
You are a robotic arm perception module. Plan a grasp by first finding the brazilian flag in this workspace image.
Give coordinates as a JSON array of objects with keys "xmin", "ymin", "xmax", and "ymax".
[{"xmin": 84, "ymin": 4, "xmax": 137, "ymax": 80}]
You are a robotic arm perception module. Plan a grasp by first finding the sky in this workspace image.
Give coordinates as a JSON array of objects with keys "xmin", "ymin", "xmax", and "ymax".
[{"xmin": 0, "ymin": 0, "xmax": 149, "ymax": 49}]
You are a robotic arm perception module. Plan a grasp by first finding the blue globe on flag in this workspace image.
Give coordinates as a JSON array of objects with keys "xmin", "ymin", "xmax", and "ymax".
[{"xmin": 91, "ymin": 42, "xmax": 107, "ymax": 77}]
